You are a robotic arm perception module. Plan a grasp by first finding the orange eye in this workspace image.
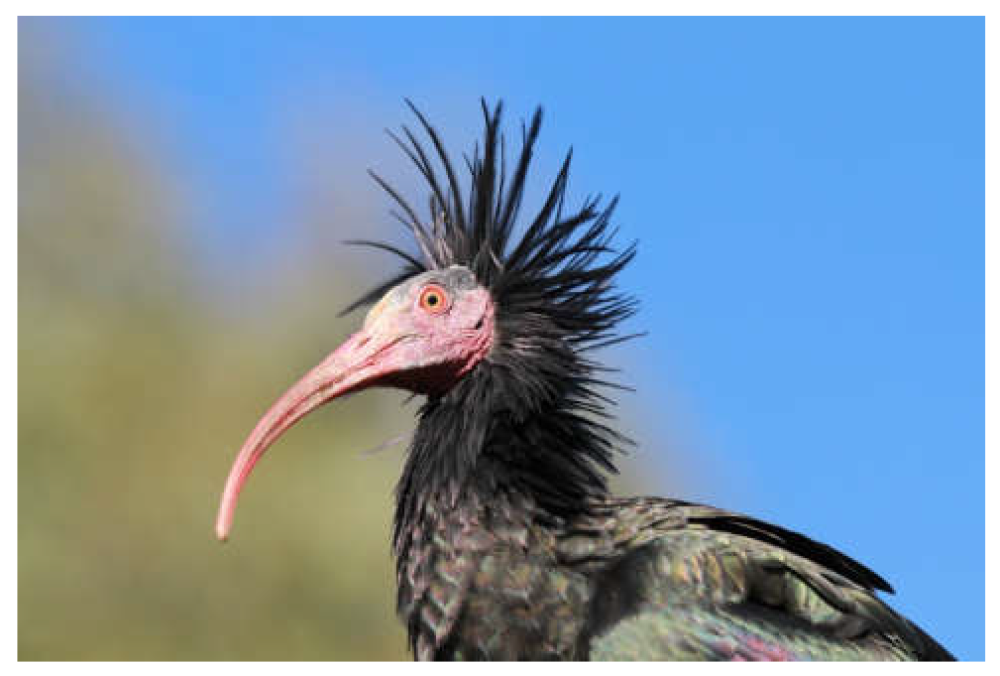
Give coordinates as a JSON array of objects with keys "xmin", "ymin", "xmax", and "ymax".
[{"xmin": 418, "ymin": 284, "xmax": 449, "ymax": 314}]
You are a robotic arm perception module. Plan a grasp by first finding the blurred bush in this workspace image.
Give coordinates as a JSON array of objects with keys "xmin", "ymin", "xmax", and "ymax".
[{"xmin": 18, "ymin": 25, "xmax": 410, "ymax": 660}]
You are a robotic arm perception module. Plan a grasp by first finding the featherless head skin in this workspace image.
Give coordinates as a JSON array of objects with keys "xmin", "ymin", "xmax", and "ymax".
[{"xmin": 216, "ymin": 100, "xmax": 637, "ymax": 541}]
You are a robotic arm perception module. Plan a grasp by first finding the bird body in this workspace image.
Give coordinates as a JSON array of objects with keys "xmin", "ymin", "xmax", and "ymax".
[
  {"xmin": 216, "ymin": 101, "xmax": 953, "ymax": 661},
  {"xmin": 396, "ymin": 493, "xmax": 950, "ymax": 660}
]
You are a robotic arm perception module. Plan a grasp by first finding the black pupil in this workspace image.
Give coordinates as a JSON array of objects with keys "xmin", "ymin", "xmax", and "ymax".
[{"xmin": 426, "ymin": 293, "xmax": 438, "ymax": 306}]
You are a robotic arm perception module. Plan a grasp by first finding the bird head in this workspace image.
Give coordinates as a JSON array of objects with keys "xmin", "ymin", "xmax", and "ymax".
[
  {"xmin": 215, "ymin": 266, "xmax": 495, "ymax": 541},
  {"xmin": 217, "ymin": 100, "xmax": 636, "ymax": 541}
]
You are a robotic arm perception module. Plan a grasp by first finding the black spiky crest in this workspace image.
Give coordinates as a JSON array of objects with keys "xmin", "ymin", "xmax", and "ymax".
[{"xmin": 349, "ymin": 100, "xmax": 638, "ymax": 529}]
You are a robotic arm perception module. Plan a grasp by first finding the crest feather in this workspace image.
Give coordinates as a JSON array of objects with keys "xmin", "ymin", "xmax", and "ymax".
[{"xmin": 348, "ymin": 99, "xmax": 638, "ymax": 357}]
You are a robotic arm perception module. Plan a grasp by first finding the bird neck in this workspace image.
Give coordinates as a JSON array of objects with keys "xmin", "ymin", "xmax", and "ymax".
[
  {"xmin": 390, "ymin": 359, "xmax": 621, "ymax": 657},
  {"xmin": 392, "ymin": 399, "xmax": 545, "ymax": 557},
  {"xmin": 392, "ymin": 361, "xmax": 617, "ymax": 555},
  {"xmin": 391, "ymin": 398, "xmax": 577, "ymax": 659}
]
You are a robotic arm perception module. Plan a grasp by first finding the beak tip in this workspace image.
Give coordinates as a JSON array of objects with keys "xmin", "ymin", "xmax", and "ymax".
[{"xmin": 215, "ymin": 514, "xmax": 232, "ymax": 542}]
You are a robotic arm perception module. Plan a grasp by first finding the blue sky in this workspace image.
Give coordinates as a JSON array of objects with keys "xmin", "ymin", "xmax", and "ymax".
[{"xmin": 53, "ymin": 17, "xmax": 982, "ymax": 659}]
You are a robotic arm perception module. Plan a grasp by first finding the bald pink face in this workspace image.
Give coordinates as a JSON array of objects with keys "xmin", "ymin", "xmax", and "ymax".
[
  {"xmin": 363, "ymin": 267, "xmax": 496, "ymax": 395},
  {"xmin": 216, "ymin": 265, "xmax": 495, "ymax": 540}
]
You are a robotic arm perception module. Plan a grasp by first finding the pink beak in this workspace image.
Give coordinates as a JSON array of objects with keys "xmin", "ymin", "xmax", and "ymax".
[{"xmin": 215, "ymin": 325, "xmax": 408, "ymax": 541}]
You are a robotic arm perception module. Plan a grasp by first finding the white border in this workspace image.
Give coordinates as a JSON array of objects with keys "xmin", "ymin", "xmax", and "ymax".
[{"xmin": 9, "ymin": 4, "xmax": 992, "ymax": 670}]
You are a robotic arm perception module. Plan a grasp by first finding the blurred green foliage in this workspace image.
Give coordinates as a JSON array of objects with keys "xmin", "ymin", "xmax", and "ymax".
[
  {"xmin": 18, "ymin": 31, "xmax": 411, "ymax": 660},
  {"xmin": 18, "ymin": 25, "xmax": 659, "ymax": 661}
]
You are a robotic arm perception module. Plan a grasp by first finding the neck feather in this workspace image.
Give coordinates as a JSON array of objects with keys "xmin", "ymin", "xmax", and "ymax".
[{"xmin": 392, "ymin": 355, "xmax": 621, "ymax": 556}]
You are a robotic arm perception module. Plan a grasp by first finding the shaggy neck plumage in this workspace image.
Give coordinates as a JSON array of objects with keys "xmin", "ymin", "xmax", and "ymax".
[
  {"xmin": 350, "ymin": 99, "xmax": 637, "ymax": 557},
  {"xmin": 392, "ymin": 339, "xmax": 621, "ymax": 555}
]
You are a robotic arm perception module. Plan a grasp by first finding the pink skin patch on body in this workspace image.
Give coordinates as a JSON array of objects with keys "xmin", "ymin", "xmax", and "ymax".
[{"xmin": 743, "ymin": 637, "xmax": 795, "ymax": 661}]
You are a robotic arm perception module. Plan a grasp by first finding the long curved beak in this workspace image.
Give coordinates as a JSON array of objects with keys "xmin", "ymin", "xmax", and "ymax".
[{"xmin": 215, "ymin": 325, "xmax": 407, "ymax": 541}]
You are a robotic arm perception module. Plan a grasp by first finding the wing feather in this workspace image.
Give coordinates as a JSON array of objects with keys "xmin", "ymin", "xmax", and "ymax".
[{"xmin": 570, "ymin": 498, "xmax": 953, "ymax": 661}]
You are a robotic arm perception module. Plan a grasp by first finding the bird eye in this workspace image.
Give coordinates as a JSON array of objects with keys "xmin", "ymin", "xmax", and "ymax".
[{"xmin": 418, "ymin": 284, "xmax": 449, "ymax": 314}]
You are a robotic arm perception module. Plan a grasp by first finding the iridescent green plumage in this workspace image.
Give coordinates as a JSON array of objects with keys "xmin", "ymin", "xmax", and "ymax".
[{"xmin": 396, "ymin": 495, "xmax": 950, "ymax": 660}]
